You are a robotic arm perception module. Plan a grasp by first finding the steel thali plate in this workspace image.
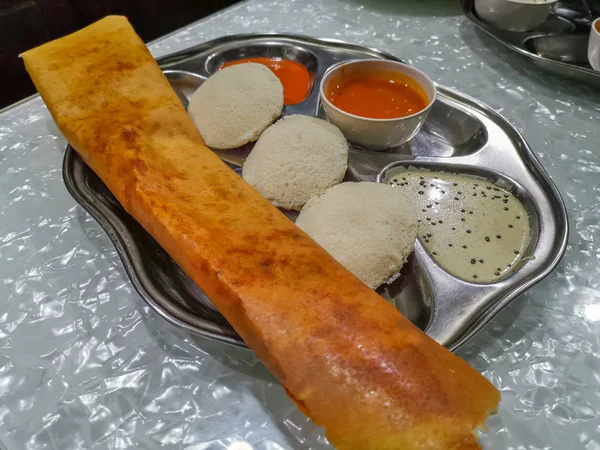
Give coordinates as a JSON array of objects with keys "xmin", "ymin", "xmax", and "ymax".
[
  {"xmin": 62, "ymin": 33, "xmax": 568, "ymax": 351},
  {"xmin": 462, "ymin": 0, "xmax": 600, "ymax": 87}
]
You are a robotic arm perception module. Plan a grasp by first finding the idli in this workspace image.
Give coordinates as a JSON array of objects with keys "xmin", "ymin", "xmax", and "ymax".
[
  {"xmin": 242, "ymin": 115, "xmax": 348, "ymax": 211},
  {"xmin": 296, "ymin": 182, "xmax": 418, "ymax": 289},
  {"xmin": 188, "ymin": 63, "xmax": 283, "ymax": 149}
]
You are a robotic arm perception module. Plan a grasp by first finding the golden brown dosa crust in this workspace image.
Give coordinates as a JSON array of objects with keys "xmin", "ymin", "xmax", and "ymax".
[{"xmin": 21, "ymin": 16, "xmax": 500, "ymax": 449}]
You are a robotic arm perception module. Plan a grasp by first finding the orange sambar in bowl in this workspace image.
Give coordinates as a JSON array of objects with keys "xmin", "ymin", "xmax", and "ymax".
[
  {"xmin": 325, "ymin": 69, "xmax": 429, "ymax": 119},
  {"xmin": 221, "ymin": 57, "xmax": 312, "ymax": 105}
]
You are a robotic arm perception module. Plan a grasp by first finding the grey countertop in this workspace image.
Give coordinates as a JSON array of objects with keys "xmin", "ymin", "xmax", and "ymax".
[{"xmin": 1, "ymin": 0, "xmax": 599, "ymax": 448}]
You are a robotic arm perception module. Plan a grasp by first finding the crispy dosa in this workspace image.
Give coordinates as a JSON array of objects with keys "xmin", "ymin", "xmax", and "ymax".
[{"xmin": 21, "ymin": 16, "xmax": 500, "ymax": 449}]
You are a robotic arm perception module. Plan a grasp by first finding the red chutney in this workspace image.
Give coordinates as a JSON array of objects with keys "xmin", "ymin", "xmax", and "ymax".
[
  {"xmin": 221, "ymin": 57, "xmax": 312, "ymax": 105},
  {"xmin": 326, "ymin": 70, "xmax": 428, "ymax": 119}
]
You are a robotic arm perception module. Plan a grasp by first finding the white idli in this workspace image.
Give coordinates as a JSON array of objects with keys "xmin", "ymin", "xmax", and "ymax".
[
  {"xmin": 242, "ymin": 115, "xmax": 348, "ymax": 211},
  {"xmin": 296, "ymin": 182, "xmax": 418, "ymax": 289},
  {"xmin": 188, "ymin": 63, "xmax": 283, "ymax": 149}
]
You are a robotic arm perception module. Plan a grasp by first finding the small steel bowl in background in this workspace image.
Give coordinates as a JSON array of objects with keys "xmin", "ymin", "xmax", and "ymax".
[
  {"xmin": 319, "ymin": 59, "xmax": 437, "ymax": 151},
  {"xmin": 474, "ymin": 0, "xmax": 557, "ymax": 32},
  {"xmin": 588, "ymin": 17, "xmax": 600, "ymax": 71}
]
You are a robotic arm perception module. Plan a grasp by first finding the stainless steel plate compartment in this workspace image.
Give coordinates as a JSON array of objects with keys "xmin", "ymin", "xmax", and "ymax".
[
  {"xmin": 462, "ymin": 0, "xmax": 600, "ymax": 87},
  {"xmin": 62, "ymin": 33, "xmax": 568, "ymax": 351}
]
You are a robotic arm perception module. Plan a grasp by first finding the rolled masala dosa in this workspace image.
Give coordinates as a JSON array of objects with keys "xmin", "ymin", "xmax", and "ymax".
[{"xmin": 21, "ymin": 16, "xmax": 500, "ymax": 449}]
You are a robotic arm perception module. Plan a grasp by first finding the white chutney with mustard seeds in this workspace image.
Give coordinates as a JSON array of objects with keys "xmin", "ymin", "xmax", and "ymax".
[{"xmin": 387, "ymin": 168, "xmax": 531, "ymax": 283}]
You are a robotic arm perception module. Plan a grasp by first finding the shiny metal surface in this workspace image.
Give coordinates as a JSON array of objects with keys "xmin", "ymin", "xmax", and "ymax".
[
  {"xmin": 2, "ymin": 1, "xmax": 600, "ymax": 449},
  {"xmin": 63, "ymin": 33, "xmax": 567, "ymax": 351},
  {"xmin": 474, "ymin": 0, "xmax": 557, "ymax": 33},
  {"xmin": 463, "ymin": 0, "xmax": 600, "ymax": 87}
]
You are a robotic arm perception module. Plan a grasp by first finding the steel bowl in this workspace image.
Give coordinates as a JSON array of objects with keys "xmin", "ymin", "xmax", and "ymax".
[{"xmin": 474, "ymin": 0, "xmax": 557, "ymax": 32}]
